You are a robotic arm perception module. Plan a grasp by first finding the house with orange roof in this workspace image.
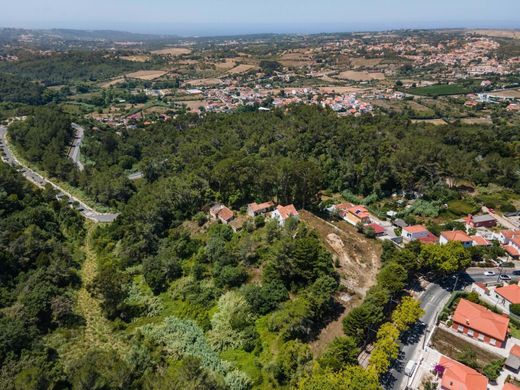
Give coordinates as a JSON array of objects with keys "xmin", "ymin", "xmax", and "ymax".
[
  {"xmin": 401, "ymin": 225, "xmax": 429, "ymax": 241},
  {"xmin": 209, "ymin": 203, "xmax": 235, "ymax": 225},
  {"xmin": 505, "ymin": 344, "xmax": 520, "ymax": 373},
  {"xmin": 503, "ymin": 383, "xmax": 520, "ymax": 390},
  {"xmin": 344, "ymin": 205, "xmax": 371, "ymax": 226},
  {"xmin": 494, "ymin": 284, "xmax": 520, "ymax": 312},
  {"xmin": 247, "ymin": 201, "xmax": 275, "ymax": 217},
  {"xmin": 451, "ymin": 298, "xmax": 509, "ymax": 347},
  {"xmin": 440, "ymin": 230, "xmax": 473, "ymax": 248},
  {"xmin": 471, "ymin": 235, "xmax": 491, "ymax": 247},
  {"xmin": 438, "ymin": 355, "xmax": 488, "ymax": 390},
  {"xmin": 498, "ymin": 230, "xmax": 520, "ymax": 245},
  {"xmin": 271, "ymin": 204, "xmax": 299, "ymax": 226}
]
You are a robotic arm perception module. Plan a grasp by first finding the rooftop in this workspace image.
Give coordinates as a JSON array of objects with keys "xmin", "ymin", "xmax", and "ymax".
[
  {"xmin": 452, "ymin": 298, "xmax": 509, "ymax": 342},
  {"xmin": 439, "ymin": 355, "xmax": 488, "ymax": 390},
  {"xmin": 441, "ymin": 230, "xmax": 472, "ymax": 243},
  {"xmin": 403, "ymin": 224, "xmax": 428, "ymax": 234},
  {"xmin": 496, "ymin": 284, "xmax": 520, "ymax": 304}
]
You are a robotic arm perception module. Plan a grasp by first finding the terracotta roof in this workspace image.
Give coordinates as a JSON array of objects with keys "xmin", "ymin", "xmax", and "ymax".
[
  {"xmin": 475, "ymin": 282, "xmax": 489, "ymax": 293},
  {"xmin": 512, "ymin": 236, "xmax": 520, "ymax": 248},
  {"xmin": 217, "ymin": 206, "xmax": 234, "ymax": 222},
  {"xmin": 502, "ymin": 230, "xmax": 520, "ymax": 241},
  {"xmin": 452, "ymin": 299, "xmax": 509, "ymax": 342},
  {"xmin": 471, "ymin": 236, "xmax": 490, "ymax": 246},
  {"xmin": 504, "ymin": 245, "xmax": 520, "ymax": 257},
  {"xmin": 248, "ymin": 201, "xmax": 274, "ymax": 213},
  {"xmin": 439, "ymin": 356, "xmax": 488, "ymax": 390},
  {"xmin": 441, "ymin": 230, "xmax": 472, "ymax": 243},
  {"xmin": 347, "ymin": 205, "xmax": 370, "ymax": 219},
  {"xmin": 276, "ymin": 204, "xmax": 299, "ymax": 220},
  {"xmin": 503, "ymin": 383, "xmax": 520, "ymax": 390},
  {"xmin": 496, "ymin": 284, "xmax": 520, "ymax": 305},
  {"xmin": 510, "ymin": 345, "xmax": 520, "ymax": 358},
  {"xmin": 403, "ymin": 224, "xmax": 428, "ymax": 234},
  {"xmin": 418, "ymin": 232, "xmax": 439, "ymax": 244},
  {"xmin": 366, "ymin": 223, "xmax": 385, "ymax": 234}
]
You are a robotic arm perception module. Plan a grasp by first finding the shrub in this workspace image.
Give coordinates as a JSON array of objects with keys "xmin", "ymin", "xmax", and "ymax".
[{"xmin": 510, "ymin": 304, "xmax": 520, "ymax": 316}]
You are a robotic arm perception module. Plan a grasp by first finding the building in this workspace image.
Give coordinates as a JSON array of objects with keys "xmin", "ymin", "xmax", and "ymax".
[
  {"xmin": 438, "ymin": 356, "xmax": 488, "ymax": 390},
  {"xmin": 345, "ymin": 205, "xmax": 371, "ymax": 226},
  {"xmin": 498, "ymin": 230, "xmax": 520, "ymax": 245},
  {"xmin": 366, "ymin": 223, "xmax": 385, "ymax": 237},
  {"xmin": 209, "ymin": 204, "xmax": 235, "ymax": 225},
  {"xmin": 451, "ymin": 298, "xmax": 509, "ymax": 347},
  {"xmin": 271, "ymin": 204, "xmax": 299, "ymax": 226},
  {"xmin": 465, "ymin": 214, "xmax": 497, "ymax": 228},
  {"xmin": 401, "ymin": 225, "xmax": 429, "ymax": 241},
  {"xmin": 494, "ymin": 284, "xmax": 520, "ymax": 312},
  {"xmin": 505, "ymin": 345, "xmax": 520, "ymax": 373},
  {"xmin": 247, "ymin": 201, "xmax": 275, "ymax": 217},
  {"xmin": 503, "ymin": 383, "xmax": 520, "ymax": 390},
  {"xmin": 471, "ymin": 235, "xmax": 491, "ymax": 247},
  {"xmin": 440, "ymin": 231, "xmax": 473, "ymax": 248}
]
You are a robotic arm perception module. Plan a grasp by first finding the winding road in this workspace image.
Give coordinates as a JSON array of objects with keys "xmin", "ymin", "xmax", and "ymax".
[
  {"xmin": 69, "ymin": 122, "xmax": 85, "ymax": 171},
  {"xmin": 0, "ymin": 125, "xmax": 118, "ymax": 223}
]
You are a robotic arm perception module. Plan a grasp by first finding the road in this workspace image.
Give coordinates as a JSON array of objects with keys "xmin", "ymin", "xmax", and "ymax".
[
  {"xmin": 482, "ymin": 206, "xmax": 519, "ymax": 230},
  {"xmin": 386, "ymin": 269, "xmax": 518, "ymax": 390},
  {"xmin": 0, "ymin": 125, "xmax": 118, "ymax": 223},
  {"xmin": 69, "ymin": 123, "xmax": 85, "ymax": 171}
]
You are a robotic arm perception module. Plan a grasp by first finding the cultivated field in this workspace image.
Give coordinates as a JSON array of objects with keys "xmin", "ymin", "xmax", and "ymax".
[
  {"xmin": 279, "ymin": 50, "xmax": 315, "ymax": 67},
  {"xmin": 490, "ymin": 88, "xmax": 520, "ymax": 98},
  {"xmin": 152, "ymin": 47, "xmax": 192, "ymax": 56},
  {"xmin": 337, "ymin": 71, "xmax": 385, "ymax": 81},
  {"xmin": 175, "ymin": 99, "xmax": 208, "ymax": 113},
  {"xmin": 227, "ymin": 64, "xmax": 256, "ymax": 74},
  {"xmin": 350, "ymin": 57, "xmax": 383, "ymax": 68},
  {"xmin": 121, "ymin": 55, "xmax": 150, "ymax": 62},
  {"xmin": 125, "ymin": 70, "xmax": 169, "ymax": 80}
]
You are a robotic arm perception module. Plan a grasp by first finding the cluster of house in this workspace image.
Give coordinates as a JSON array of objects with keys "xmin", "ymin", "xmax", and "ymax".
[{"xmin": 208, "ymin": 201, "xmax": 299, "ymax": 231}]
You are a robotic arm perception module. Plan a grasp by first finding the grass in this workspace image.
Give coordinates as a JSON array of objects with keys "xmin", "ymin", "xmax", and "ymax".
[
  {"xmin": 445, "ymin": 199, "xmax": 480, "ymax": 216},
  {"xmin": 509, "ymin": 322, "xmax": 520, "ymax": 340},
  {"xmin": 407, "ymin": 84, "xmax": 472, "ymax": 97},
  {"xmin": 431, "ymin": 327, "xmax": 501, "ymax": 371}
]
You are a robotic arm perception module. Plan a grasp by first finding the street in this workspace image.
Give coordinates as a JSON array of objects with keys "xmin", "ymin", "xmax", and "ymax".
[
  {"xmin": 0, "ymin": 125, "xmax": 118, "ymax": 223},
  {"xmin": 69, "ymin": 122, "xmax": 85, "ymax": 171},
  {"xmin": 385, "ymin": 269, "xmax": 518, "ymax": 389}
]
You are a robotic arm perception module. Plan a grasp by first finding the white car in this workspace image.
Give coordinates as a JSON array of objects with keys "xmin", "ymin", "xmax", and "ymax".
[{"xmin": 484, "ymin": 271, "xmax": 496, "ymax": 276}]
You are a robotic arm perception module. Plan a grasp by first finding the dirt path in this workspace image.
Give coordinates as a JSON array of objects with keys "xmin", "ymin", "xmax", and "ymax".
[{"xmin": 54, "ymin": 224, "xmax": 129, "ymax": 365}]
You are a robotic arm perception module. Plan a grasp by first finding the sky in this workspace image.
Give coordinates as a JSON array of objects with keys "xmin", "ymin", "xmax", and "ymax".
[{"xmin": 1, "ymin": 0, "xmax": 520, "ymax": 36}]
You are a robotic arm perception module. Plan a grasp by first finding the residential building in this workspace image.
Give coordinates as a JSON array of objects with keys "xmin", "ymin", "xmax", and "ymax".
[
  {"xmin": 271, "ymin": 204, "xmax": 299, "ymax": 226},
  {"xmin": 344, "ymin": 205, "xmax": 371, "ymax": 226},
  {"xmin": 209, "ymin": 204, "xmax": 234, "ymax": 225},
  {"xmin": 494, "ymin": 284, "xmax": 520, "ymax": 312},
  {"xmin": 505, "ymin": 345, "xmax": 520, "ymax": 374},
  {"xmin": 438, "ymin": 356, "xmax": 488, "ymax": 390},
  {"xmin": 366, "ymin": 223, "xmax": 385, "ymax": 237},
  {"xmin": 503, "ymin": 383, "xmax": 520, "ymax": 390},
  {"xmin": 440, "ymin": 230, "xmax": 473, "ymax": 248},
  {"xmin": 451, "ymin": 298, "xmax": 509, "ymax": 347},
  {"xmin": 401, "ymin": 225, "xmax": 429, "ymax": 241},
  {"xmin": 247, "ymin": 201, "xmax": 275, "ymax": 217},
  {"xmin": 498, "ymin": 230, "xmax": 520, "ymax": 245},
  {"xmin": 465, "ymin": 214, "xmax": 497, "ymax": 228},
  {"xmin": 471, "ymin": 235, "xmax": 491, "ymax": 247}
]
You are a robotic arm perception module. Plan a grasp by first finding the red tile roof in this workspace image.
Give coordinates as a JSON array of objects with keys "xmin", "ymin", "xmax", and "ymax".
[
  {"xmin": 452, "ymin": 299, "xmax": 509, "ymax": 342},
  {"xmin": 504, "ymin": 245, "xmax": 520, "ymax": 257},
  {"xmin": 510, "ymin": 345, "xmax": 520, "ymax": 358},
  {"xmin": 217, "ymin": 206, "xmax": 234, "ymax": 222},
  {"xmin": 471, "ymin": 236, "xmax": 490, "ymax": 246},
  {"xmin": 441, "ymin": 230, "xmax": 472, "ymax": 243},
  {"xmin": 496, "ymin": 284, "xmax": 520, "ymax": 305},
  {"xmin": 403, "ymin": 224, "xmax": 428, "ymax": 234},
  {"xmin": 347, "ymin": 205, "xmax": 370, "ymax": 219},
  {"xmin": 248, "ymin": 201, "xmax": 274, "ymax": 213},
  {"xmin": 366, "ymin": 223, "xmax": 384, "ymax": 234},
  {"xmin": 276, "ymin": 204, "xmax": 299, "ymax": 220},
  {"xmin": 503, "ymin": 383, "xmax": 520, "ymax": 390},
  {"xmin": 439, "ymin": 356, "xmax": 488, "ymax": 390},
  {"xmin": 418, "ymin": 232, "xmax": 439, "ymax": 244}
]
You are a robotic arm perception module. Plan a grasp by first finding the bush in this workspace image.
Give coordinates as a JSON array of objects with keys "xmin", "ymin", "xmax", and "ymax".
[
  {"xmin": 483, "ymin": 359, "xmax": 505, "ymax": 381},
  {"xmin": 510, "ymin": 304, "xmax": 520, "ymax": 316}
]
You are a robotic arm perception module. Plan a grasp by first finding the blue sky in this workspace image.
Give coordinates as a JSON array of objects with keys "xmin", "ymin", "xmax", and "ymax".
[{"xmin": 2, "ymin": 0, "xmax": 519, "ymax": 36}]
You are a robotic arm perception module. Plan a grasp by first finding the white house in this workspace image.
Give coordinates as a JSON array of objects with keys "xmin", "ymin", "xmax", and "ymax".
[{"xmin": 271, "ymin": 204, "xmax": 299, "ymax": 226}]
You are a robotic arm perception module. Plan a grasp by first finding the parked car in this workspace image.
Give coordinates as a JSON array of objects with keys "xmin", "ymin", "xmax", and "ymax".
[
  {"xmin": 405, "ymin": 360, "xmax": 417, "ymax": 377},
  {"xmin": 512, "ymin": 270, "xmax": 520, "ymax": 276},
  {"xmin": 499, "ymin": 274, "xmax": 512, "ymax": 281}
]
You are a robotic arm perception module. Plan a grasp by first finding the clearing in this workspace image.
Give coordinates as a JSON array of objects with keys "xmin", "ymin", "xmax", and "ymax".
[
  {"xmin": 350, "ymin": 57, "xmax": 383, "ymax": 68},
  {"xmin": 126, "ymin": 70, "xmax": 169, "ymax": 80},
  {"xmin": 299, "ymin": 210, "xmax": 382, "ymax": 356},
  {"xmin": 227, "ymin": 64, "xmax": 256, "ymax": 74},
  {"xmin": 152, "ymin": 47, "xmax": 192, "ymax": 56},
  {"xmin": 337, "ymin": 71, "xmax": 385, "ymax": 81}
]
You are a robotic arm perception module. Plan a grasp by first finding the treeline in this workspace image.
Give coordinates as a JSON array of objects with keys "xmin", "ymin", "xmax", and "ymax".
[
  {"xmin": 9, "ymin": 106, "xmax": 77, "ymax": 181},
  {"xmin": 0, "ymin": 73, "xmax": 49, "ymax": 104},
  {"xmin": 0, "ymin": 162, "xmax": 85, "ymax": 387},
  {"xmin": 0, "ymin": 51, "xmax": 153, "ymax": 86}
]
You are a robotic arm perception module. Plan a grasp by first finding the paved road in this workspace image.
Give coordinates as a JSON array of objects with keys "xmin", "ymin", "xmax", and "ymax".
[
  {"xmin": 0, "ymin": 125, "xmax": 118, "ymax": 223},
  {"xmin": 385, "ymin": 269, "xmax": 518, "ymax": 389},
  {"xmin": 69, "ymin": 123, "xmax": 85, "ymax": 171}
]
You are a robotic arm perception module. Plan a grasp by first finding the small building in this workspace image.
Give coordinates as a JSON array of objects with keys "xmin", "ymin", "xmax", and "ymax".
[
  {"xmin": 209, "ymin": 204, "xmax": 234, "ymax": 225},
  {"xmin": 345, "ymin": 205, "xmax": 371, "ymax": 226},
  {"xmin": 392, "ymin": 218, "xmax": 408, "ymax": 229},
  {"xmin": 438, "ymin": 356, "xmax": 488, "ymax": 390},
  {"xmin": 471, "ymin": 235, "xmax": 491, "ymax": 247},
  {"xmin": 505, "ymin": 345, "xmax": 520, "ymax": 373},
  {"xmin": 498, "ymin": 230, "xmax": 520, "ymax": 245},
  {"xmin": 366, "ymin": 223, "xmax": 385, "ymax": 237},
  {"xmin": 451, "ymin": 298, "xmax": 509, "ymax": 347},
  {"xmin": 504, "ymin": 383, "xmax": 520, "ymax": 390},
  {"xmin": 494, "ymin": 284, "xmax": 520, "ymax": 312},
  {"xmin": 503, "ymin": 245, "xmax": 520, "ymax": 260},
  {"xmin": 271, "ymin": 204, "xmax": 299, "ymax": 226},
  {"xmin": 440, "ymin": 230, "xmax": 473, "ymax": 248},
  {"xmin": 465, "ymin": 214, "xmax": 497, "ymax": 228},
  {"xmin": 401, "ymin": 225, "xmax": 430, "ymax": 241},
  {"xmin": 247, "ymin": 201, "xmax": 275, "ymax": 217}
]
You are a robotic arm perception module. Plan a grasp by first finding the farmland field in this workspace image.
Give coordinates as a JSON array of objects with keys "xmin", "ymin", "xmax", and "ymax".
[
  {"xmin": 337, "ymin": 70, "xmax": 385, "ymax": 81},
  {"xmin": 151, "ymin": 47, "xmax": 192, "ymax": 56},
  {"xmin": 407, "ymin": 84, "xmax": 472, "ymax": 97},
  {"xmin": 125, "ymin": 70, "xmax": 169, "ymax": 80}
]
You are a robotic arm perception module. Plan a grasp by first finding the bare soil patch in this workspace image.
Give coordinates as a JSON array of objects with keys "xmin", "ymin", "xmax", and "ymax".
[
  {"xmin": 152, "ymin": 47, "xmax": 192, "ymax": 56},
  {"xmin": 185, "ymin": 78, "xmax": 223, "ymax": 87},
  {"xmin": 121, "ymin": 55, "xmax": 150, "ymax": 62},
  {"xmin": 337, "ymin": 71, "xmax": 385, "ymax": 81},
  {"xmin": 227, "ymin": 64, "xmax": 256, "ymax": 74},
  {"xmin": 350, "ymin": 57, "xmax": 383, "ymax": 68},
  {"xmin": 411, "ymin": 119, "xmax": 447, "ymax": 125},
  {"xmin": 126, "ymin": 70, "xmax": 169, "ymax": 80}
]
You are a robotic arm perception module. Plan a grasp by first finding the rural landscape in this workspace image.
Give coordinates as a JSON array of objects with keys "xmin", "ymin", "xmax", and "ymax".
[{"xmin": 1, "ymin": 2, "xmax": 520, "ymax": 390}]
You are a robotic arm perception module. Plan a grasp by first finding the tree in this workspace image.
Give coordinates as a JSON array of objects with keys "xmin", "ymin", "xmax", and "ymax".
[
  {"xmin": 368, "ymin": 323, "xmax": 400, "ymax": 377},
  {"xmin": 391, "ymin": 296, "xmax": 424, "ymax": 332},
  {"xmin": 318, "ymin": 336, "xmax": 360, "ymax": 372},
  {"xmin": 482, "ymin": 359, "xmax": 505, "ymax": 381},
  {"xmin": 89, "ymin": 262, "xmax": 129, "ymax": 320},
  {"xmin": 298, "ymin": 365, "xmax": 381, "ymax": 390},
  {"xmin": 376, "ymin": 262, "xmax": 407, "ymax": 295},
  {"xmin": 419, "ymin": 242, "xmax": 471, "ymax": 274},
  {"xmin": 273, "ymin": 340, "xmax": 312, "ymax": 385}
]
